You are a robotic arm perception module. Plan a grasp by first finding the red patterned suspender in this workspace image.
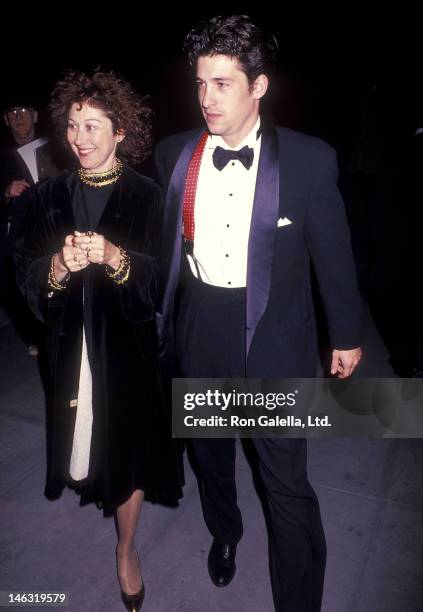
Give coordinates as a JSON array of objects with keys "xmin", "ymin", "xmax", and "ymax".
[{"xmin": 182, "ymin": 131, "xmax": 209, "ymax": 247}]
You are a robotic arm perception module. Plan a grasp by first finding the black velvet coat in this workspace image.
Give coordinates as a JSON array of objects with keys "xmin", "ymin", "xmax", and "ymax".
[{"xmin": 15, "ymin": 166, "xmax": 183, "ymax": 510}]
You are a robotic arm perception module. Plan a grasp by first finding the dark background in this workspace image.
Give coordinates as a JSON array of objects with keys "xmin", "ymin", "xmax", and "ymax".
[{"xmin": 0, "ymin": 5, "xmax": 420, "ymax": 156}]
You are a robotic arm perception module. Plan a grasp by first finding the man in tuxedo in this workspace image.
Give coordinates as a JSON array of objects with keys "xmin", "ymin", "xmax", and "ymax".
[
  {"xmin": 155, "ymin": 14, "xmax": 362, "ymax": 612},
  {"xmin": 1, "ymin": 101, "xmax": 61, "ymax": 234},
  {"xmin": 0, "ymin": 101, "xmax": 61, "ymax": 354}
]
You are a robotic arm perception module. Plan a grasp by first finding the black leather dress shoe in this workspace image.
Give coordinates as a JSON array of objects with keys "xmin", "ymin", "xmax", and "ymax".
[{"xmin": 207, "ymin": 540, "xmax": 237, "ymax": 587}]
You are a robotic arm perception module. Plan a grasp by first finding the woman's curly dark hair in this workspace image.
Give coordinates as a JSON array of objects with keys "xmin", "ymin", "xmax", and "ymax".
[{"xmin": 50, "ymin": 70, "xmax": 152, "ymax": 165}]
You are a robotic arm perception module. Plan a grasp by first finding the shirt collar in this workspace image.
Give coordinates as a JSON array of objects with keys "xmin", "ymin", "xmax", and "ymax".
[{"xmin": 208, "ymin": 116, "xmax": 261, "ymax": 151}]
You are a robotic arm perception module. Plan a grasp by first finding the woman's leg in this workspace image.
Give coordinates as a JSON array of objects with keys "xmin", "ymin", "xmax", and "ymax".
[{"xmin": 116, "ymin": 489, "xmax": 144, "ymax": 594}]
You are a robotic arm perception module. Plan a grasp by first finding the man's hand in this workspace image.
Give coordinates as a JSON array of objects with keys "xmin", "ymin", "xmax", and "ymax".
[
  {"xmin": 330, "ymin": 347, "xmax": 362, "ymax": 378},
  {"xmin": 5, "ymin": 179, "xmax": 31, "ymax": 199}
]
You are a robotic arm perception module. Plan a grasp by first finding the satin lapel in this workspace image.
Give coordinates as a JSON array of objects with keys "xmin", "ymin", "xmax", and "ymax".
[
  {"xmin": 159, "ymin": 130, "xmax": 205, "ymax": 317},
  {"xmin": 246, "ymin": 125, "xmax": 279, "ymax": 356}
]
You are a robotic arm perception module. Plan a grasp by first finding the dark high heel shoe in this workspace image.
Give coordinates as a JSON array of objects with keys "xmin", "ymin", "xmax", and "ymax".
[
  {"xmin": 117, "ymin": 548, "xmax": 145, "ymax": 611},
  {"xmin": 121, "ymin": 582, "xmax": 145, "ymax": 612}
]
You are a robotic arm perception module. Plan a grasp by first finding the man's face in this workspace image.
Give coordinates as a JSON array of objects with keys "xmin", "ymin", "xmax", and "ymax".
[
  {"xmin": 4, "ymin": 107, "xmax": 37, "ymax": 144},
  {"xmin": 195, "ymin": 54, "xmax": 267, "ymax": 148}
]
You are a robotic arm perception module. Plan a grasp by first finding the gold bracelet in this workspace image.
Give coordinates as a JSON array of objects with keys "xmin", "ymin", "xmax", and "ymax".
[
  {"xmin": 48, "ymin": 254, "xmax": 68, "ymax": 291},
  {"xmin": 105, "ymin": 246, "xmax": 128, "ymax": 278},
  {"xmin": 106, "ymin": 247, "xmax": 130, "ymax": 281},
  {"xmin": 113, "ymin": 260, "xmax": 131, "ymax": 284}
]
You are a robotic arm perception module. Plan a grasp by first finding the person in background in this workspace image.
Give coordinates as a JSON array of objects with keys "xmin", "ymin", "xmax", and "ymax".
[{"xmin": 1, "ymin": 100, "xmax": 62, "ymax": 355}]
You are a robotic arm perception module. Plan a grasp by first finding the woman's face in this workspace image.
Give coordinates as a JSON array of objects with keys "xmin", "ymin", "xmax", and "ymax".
[{"xmin": 67, "ymin": 102, "xmax": 123, "ymax": 172}]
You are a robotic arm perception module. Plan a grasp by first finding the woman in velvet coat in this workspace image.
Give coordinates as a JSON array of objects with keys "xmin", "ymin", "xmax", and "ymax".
[{"xmin": 15, "ymin": 70, "xmax": 182, "ymax": 611}]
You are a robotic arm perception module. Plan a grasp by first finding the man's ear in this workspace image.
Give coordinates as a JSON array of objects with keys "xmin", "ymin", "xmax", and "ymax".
[
  {"xmin": 31, "ymin": 110, "xmax": 38, "ymax": 124},
  {"xmin": 3, "ymin": 113, "xmax": 10, "ymax": 128},
  {"xmin": 252, "ymin": 74, "xmax": 269, "ymax": 100}
]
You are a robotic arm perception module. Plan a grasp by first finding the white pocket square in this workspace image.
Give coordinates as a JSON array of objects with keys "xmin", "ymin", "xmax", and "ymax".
[{"xmin": 277, "ymin": 217, "xmax": 292, "ymax": 227}]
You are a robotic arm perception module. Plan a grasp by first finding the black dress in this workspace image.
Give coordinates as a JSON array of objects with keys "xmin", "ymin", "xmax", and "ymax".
[{"xmin": 15, "ymin": 166, "xmax": 183, "ymax": 511}]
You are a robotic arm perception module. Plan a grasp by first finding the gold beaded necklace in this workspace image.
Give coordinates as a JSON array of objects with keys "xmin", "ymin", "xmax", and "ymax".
[{"xmin": 78, "ymin": 158, "xmax": 123, "ymax": 188}]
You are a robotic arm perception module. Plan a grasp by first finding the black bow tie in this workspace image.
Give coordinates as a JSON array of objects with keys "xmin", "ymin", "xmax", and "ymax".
[{"xmin": 212, "ymin": 145, "xmax": 254, "ymax": 171}]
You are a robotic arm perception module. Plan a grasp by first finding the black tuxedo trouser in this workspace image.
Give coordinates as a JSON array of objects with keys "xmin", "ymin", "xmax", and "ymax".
[{"xmin": 176, "ymin": 273, "xmax": 326, "ymax": 612}]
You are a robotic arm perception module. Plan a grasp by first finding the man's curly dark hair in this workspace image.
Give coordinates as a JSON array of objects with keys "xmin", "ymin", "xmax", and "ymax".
[
  {"xmin": 183, "ymin": 14, "xmax": 278, "ymax": 83},
  {"xmin": 50, "ymin": 70, "xmax": 152, "ymax": 165}
]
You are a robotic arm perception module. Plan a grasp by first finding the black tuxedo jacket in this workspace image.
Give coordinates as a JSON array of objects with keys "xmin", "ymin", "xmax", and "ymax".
[{"xmin": 154, "ymin": 124, "xmax": 362, "ymax": 377}]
